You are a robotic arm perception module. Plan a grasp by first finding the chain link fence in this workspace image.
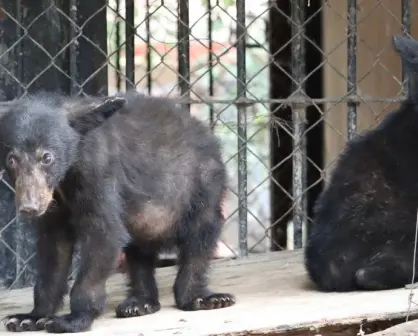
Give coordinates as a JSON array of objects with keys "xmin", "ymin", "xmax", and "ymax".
[{"xmin": 0, "ymin": 0, "xmax": 414, "ymax": 291}]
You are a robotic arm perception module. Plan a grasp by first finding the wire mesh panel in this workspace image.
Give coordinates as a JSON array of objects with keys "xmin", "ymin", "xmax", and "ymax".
[{"xmin": 0, "ymin": 0, "xmax": 413, "ymax": 290}]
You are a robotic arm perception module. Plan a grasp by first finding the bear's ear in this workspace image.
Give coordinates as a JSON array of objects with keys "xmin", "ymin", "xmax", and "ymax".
[
  {"xmin": 393, "ymin": 35, "xmax": 418, "ymax": 73},
  {"xmin": 64, "ymin": 96, "xmax": 126, "ymax": 135}
]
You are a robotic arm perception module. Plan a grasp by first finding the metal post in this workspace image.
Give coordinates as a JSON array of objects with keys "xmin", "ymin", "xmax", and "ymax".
[
  {"xmin": 291, "ymin": 0, "xmax": 307, "ymax": 249},
  {"xmin": 402, "ymin": 0, "xmax": 411, "ymax": 95},
  {"xmin": 207, "ymin": 0, "xmax": 215, "ymax": 130},
  {"xmin": 178, "ymin": 0, "xmax": 190, "ymax": 112},
  {"xmin": 115, "ymin": 0, "xmax": 121, "ymax": 92},
  {"xmin": 70, "ymin": 0, "xmax": 79, "ymax": 95},
  {"xmin": 125, "ymin": 0, "xmax": 135, "ymax": 90},
  {"xmin": 347, "ymin": 0, "xmax": 357, "ymax": 140},
  {"xmin": 146, "ymin": 0, "xmax": 152, "ymax": 94},
  {"xmin": 236, "ymin": 0, "xmax": 248, "ymax": 257}
]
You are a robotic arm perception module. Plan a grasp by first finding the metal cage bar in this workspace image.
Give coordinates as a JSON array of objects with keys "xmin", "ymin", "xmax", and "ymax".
[
  {"xmin": 69, "ymin": 0, "xmax": 79, "ymax": 95},
  {"xmin": 347, "ymin": 0, "xmax": 357, "ymax": 140},
  {"xmin": 236, "ymin": 0, "xmax": 248, "ymax": 257},
  {"xmin": 402, "ymin": 0, "xmax": 411, "ymax": 95},
  {"xmin": 125, "ymin": 0, "xmax": 135, "ymax": 90},
  {"xmin": 207, "ymin": 0, "xmax": 215, "ymax": 130},
  {"xmin": 115, "ymin": 0, "xmax": 121, "ymax": 92},
  {"xmin": 290, "ymin": 0, "xmax": 307, "ymax": 250},
  {"xmin": 146, "ymin": 0, "xmax": 152, "ymax": 95},
  {"xmin": 177, "ymin": 0, "xmax": 190, "ymax": 111}
]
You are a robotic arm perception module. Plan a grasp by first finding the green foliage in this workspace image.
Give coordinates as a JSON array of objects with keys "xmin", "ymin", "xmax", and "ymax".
[{"xmin": 200, "ymin": 0, "xmax": 236, "ymax": 9}]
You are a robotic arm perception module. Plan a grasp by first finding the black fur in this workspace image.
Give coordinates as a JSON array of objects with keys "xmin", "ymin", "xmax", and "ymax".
[
  {"xmin": 304, "ymin": 35, "xmax": 418, "ymax": 292},
  {"xmin": 1, "ymin": 91, "xmax": 235, "ymax": 333}
]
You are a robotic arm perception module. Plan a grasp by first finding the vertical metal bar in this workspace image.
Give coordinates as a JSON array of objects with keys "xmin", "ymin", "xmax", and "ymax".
[
  {"xmin": 402, "ymin": 0, "xmax": 411, "ymax": 95},
  {"xmin": 70, "ymin": 0, "xmax": 79, "ymax": 95},
  {"xmin": 207, "ymin": 0, "xmax": 215, "ymax": 130},
  {"xmin": 146, "ymin": 0, "xmax": 152, "ymax": 94},
  {"xmin": 236, "ymin": 0, "xmax": 248, "ymax": 257},
  {"xmin": 347, "ymin": 0, "xmax": 357, "ymax": 139},
  {"xmin": 291, "ymin": 0, "xmax": 306, "ymax": 249},
  {"xmin": 15, "ymin": 0, "xmax": 23, "ymax": 98},
  {"xmin": 115, "ymin": 0, "xmax": 121, "ymax": 92},
  {"xmin": 177, "ymin": 0, "xmax": 190, "ymax": 112},
  {"xmin": 68, "ymin": 0, "xmax": 79, "ymax": 276},
  {"xmin": 125, "ymin": 0, "xmax": 135, "ymax": 90},
  {"xmin": 14, "ymin": 0, "xmax": 24, "ymax": 288}
]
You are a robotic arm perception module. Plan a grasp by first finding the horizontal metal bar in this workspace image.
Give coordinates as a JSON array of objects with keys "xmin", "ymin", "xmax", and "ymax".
[
  {"xmin": 0, "ymin": 96, "xmax": 408, "ymax": 107},
  {"xmin": 170, "ymin": 96, "xmax": 407, "ymax": 105}
]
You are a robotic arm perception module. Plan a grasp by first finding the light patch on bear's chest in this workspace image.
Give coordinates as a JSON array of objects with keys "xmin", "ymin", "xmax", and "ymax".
[{"xmin": 128, "ymin": 203, "xmax": 175, "ymax": 239}]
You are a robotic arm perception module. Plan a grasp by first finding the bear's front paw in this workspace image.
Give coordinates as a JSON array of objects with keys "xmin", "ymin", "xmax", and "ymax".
[
  {"xmin": 3, "ymin": 313, "xmax": 49, "ymax": 332},
  {"xmin": 44, "ymin": 313, "xmax": 94, "ymax": 333}
]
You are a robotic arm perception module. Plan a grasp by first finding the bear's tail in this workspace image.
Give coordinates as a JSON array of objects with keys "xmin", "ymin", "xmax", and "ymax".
[{"xmin": 393, "ymin": 34, "xmax": 418, "ymax": 101}]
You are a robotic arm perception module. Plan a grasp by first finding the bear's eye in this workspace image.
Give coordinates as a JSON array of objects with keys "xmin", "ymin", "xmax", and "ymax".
[
  {"xmin": 41, "ymin": 152, "xmax": 54, "ymax": 165},
  {"xmin": 6, "ymin": 153, "xmax": 17, "ymax": 169}
]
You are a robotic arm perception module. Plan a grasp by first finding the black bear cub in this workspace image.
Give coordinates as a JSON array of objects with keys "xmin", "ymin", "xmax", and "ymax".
[
  {"xmin": 305, "ymin": 34, "xmax": 418, "ymax": 292},
  {"xmin": 1, "ymin": 91, "xmax": 235, "ymax": 333}
]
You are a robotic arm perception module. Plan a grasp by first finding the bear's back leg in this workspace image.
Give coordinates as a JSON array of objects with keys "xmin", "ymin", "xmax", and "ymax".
[
  {"xmin": 305, "ymin": 238, "xmax": 360, "ymax": 292},
  {"xmin": 172, "ymin": 154, "xmax": 236, "ymax": 310},
  {"xmin": 114, "ymin": 242, "xmax": 161, "ymax": 318},
  {"xmin": 173, "ymin": 198, "xmax": 235, "ymax": 310},
  {"xmin": 355, "ymin": 249, "xmax": 415, "ymax": 290}
]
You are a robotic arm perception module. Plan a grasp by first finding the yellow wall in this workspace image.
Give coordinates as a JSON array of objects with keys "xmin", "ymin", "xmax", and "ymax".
[{"xmin": 323, "ymin": 1, "xmax": 418, "ymax": 173}]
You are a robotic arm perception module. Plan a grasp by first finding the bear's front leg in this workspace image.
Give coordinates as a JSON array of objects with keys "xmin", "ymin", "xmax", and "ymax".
[
  {"xmin": 3, "ymin": 208, "xmax": 75, "ymax": 332},
  {"xmin": 43, "ymin": 209, "xmax": 120, "ymax": 334}
]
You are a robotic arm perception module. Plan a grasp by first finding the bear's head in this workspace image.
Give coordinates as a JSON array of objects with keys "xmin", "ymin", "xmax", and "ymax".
[{"xmin": 0, "ymin": 93, "xmax": 126, "ymax": 217}]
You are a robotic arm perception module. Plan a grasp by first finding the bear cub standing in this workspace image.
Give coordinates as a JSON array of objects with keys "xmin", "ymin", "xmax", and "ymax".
[
  {"xmin": 1, "ymin": 91, "xmax": 235, "ymax": 333},
  {"xmin": 304, "ymin": 34, "xmax": 418, "ymax": 292}
]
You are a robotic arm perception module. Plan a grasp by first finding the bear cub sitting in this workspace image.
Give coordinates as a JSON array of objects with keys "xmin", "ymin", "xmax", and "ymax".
[{"xmin": 304, "ymin": 34, "xmax": 418, "ymax": 292}]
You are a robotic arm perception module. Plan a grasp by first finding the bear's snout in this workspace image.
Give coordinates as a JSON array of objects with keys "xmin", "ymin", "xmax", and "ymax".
[{"xmin": 15, "ymin": 167, "xmax": 53, "ymax": 217}]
